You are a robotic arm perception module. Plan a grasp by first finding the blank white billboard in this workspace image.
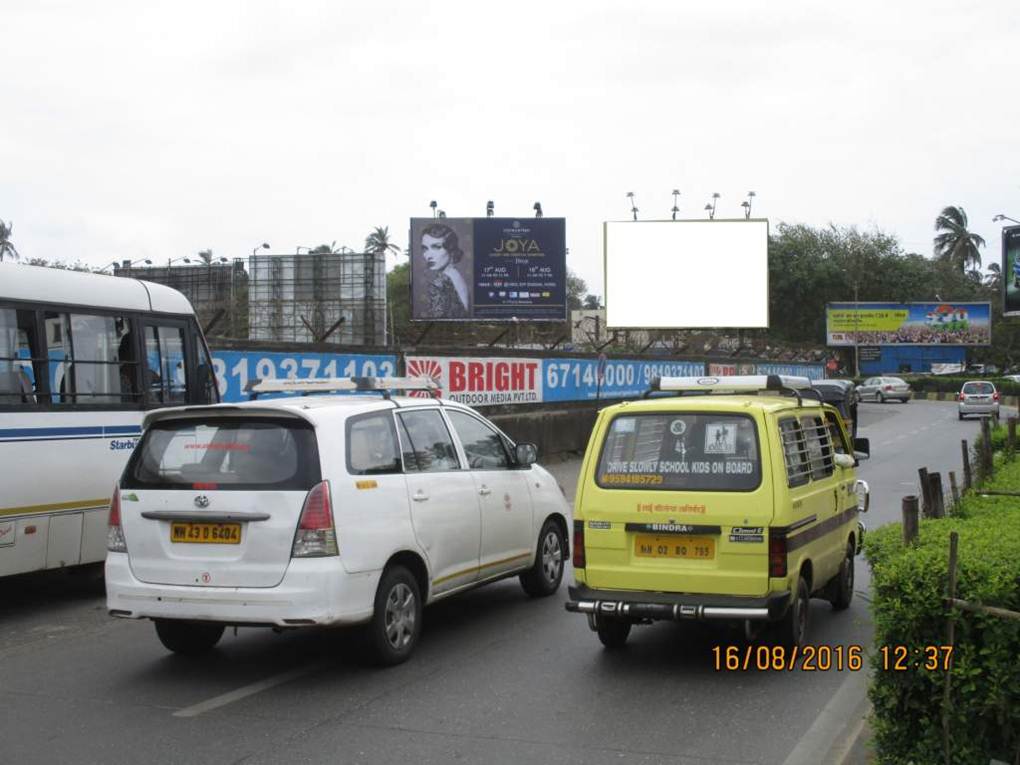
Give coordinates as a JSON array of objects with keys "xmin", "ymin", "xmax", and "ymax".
[{"xmin": 604, "ymin": 219, "xmax": 769, "ymax": 329}]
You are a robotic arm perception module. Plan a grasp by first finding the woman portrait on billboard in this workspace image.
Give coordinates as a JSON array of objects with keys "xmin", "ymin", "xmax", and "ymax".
[{"xmin": 418, "ymin": 223, "xmax": 470, "ymax": 319}]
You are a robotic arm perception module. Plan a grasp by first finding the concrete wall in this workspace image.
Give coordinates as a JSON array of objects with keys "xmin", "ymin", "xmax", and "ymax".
[{"xmin": 488, "ymin": 404, "xmax": 601, "ymax": 459}]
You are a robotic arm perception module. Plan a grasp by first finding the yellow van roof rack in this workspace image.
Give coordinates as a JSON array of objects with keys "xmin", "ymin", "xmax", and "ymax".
[
  {"xmin": 645, "ymin": 374, "xmax": 812, "ymax": 405},
  {"xmin": 245, "ymin": 376, "xmax": 439, "ymax": 401}
]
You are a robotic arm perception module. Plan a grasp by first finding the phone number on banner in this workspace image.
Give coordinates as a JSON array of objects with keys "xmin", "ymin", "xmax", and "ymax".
[
  {"xmin": 543, "ymin": 358, "xmax": 706, "ymax": 402},
  {"xmin": 211, "ymin": 351, "xmax": 398, "ymax": 402}
]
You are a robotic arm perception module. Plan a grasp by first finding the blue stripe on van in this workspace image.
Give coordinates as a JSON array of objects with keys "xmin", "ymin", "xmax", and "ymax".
[{"xmin": 0, "ymin": 425, "xmax": 143, "ymax": 442}]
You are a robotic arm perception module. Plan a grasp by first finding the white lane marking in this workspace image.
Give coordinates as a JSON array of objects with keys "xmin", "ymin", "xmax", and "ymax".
[
  {"xmin": 172, "ymin": 663, "xmax": 322, "ymax": 718},
  {"xmin": 782, "ymin": 669, "xmax": 869, "ymax": 765}
]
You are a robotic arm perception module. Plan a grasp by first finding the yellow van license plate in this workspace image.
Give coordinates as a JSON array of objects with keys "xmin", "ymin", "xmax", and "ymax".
[
  {"xmin": 634, "ymin": 535, "xmax": 715, "ymax": 560},
  {"xmin": 171, "ymin": 522, "xmax": 241, "ymax": 544}
]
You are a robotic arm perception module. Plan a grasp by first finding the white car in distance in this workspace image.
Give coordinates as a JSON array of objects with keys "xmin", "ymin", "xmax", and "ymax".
[{"xmin": 106, "ymin": 377, "xmax": 571, "ymax": 665}]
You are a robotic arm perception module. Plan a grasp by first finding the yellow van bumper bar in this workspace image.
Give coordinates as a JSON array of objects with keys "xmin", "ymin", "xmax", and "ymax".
[{"xmin": 565, "ymin": 584, "xmax": 790, "ymax": 622}]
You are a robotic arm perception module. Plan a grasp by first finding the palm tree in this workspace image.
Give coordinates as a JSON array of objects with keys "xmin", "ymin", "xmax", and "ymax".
[
  {"xmin": 364, "ymin": 226, "xmax": 401, "ymax": 257},
  {"xmin": 934, "ymin": 206, "xmax": 985, "ymax": 272},
  {"xmin": 0, "ymin": 219, "xmax": 20, "ymax": 262},
  {"xmin": 197, "ymin": 249, "xmax": 213, "ymax": 264}
]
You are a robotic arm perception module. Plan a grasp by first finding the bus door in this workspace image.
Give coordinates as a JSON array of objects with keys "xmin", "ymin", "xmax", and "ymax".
[
  {"xmin": 142, "ymin": 319, "xmax": 218, "ymax": 406},
  {"xmin": 143, "ymin": 322, "xmax": 189, "ymax": 406}
]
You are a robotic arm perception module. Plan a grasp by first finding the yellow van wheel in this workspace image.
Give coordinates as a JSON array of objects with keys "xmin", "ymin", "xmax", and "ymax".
[
  {"xmin": 774, "ymin": 576, "xmax": 809, "ymax": 648},
  {"xmin": 829, "ymin": 543, "xmax": 855, "ymax": 611},
  {"xmin": 596, "ymin": 617, "xmax": 631, "ymax": 649}
]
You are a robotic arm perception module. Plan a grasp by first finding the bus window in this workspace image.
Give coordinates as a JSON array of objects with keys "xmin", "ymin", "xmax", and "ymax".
[
  {"xmin": 189, "ymin": 320, "xmax": 218, "ymax": 404},
  {"xmin": 44, "ymin": 312, "xmax": 138, "ymax": 404},
  {"xmin": 145, "ymin": 324, "xmax": 188, "ymax": 405},
  {"xmin": 0, "ymin": 308, "xmax": 42, "ymax": 405}
]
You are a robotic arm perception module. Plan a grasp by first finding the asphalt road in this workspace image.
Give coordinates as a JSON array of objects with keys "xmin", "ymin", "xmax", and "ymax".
[{"xmin": 0, "ymin": 400, "xmax": 997, "ymax": 765}]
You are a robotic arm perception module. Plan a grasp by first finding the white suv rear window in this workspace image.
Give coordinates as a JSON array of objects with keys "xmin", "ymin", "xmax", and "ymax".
[
  {"xmin": 596, "ymin": 413, "xmax": 761, "ymax": 491},
  {"xmin": 124, "ymin": 417, "xmax": 321, "ymax": 490}
]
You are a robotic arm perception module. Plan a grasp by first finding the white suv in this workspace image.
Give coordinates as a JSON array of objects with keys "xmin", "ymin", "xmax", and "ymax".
[{"xmin": 106, "ymin": 378, "xmax": 571, "ymax": 665}]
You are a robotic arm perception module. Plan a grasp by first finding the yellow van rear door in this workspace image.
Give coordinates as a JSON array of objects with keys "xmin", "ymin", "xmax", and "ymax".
[{"xmin": 581, "ymin": 411, "xmax": 773, "ymax": 597}]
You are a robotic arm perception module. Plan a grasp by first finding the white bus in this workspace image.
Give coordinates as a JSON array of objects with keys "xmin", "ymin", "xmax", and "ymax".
[{"xmin": 0, "ymin": 263, "xmax": 218, "ymax": 578}]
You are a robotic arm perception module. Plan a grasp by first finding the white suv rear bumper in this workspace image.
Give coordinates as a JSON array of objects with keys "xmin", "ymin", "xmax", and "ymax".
[{"xmin": 105, "ymin": 553, "xmax": 379, "ymax": 627}]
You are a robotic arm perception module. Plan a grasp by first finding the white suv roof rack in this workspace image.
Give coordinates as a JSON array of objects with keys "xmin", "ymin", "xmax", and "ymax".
[
  {"xmin": 646, "ymin": 374, "xmax": 812, "ymax": 403},
  {"xmin": 245, "ymin": 376, "xmax": 439, "ymax": 400}
]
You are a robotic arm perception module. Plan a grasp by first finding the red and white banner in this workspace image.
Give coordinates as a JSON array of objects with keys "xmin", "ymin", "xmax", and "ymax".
[{"xmin": 405, "ymin": 356, "xmax": 543, "ymax": 406}]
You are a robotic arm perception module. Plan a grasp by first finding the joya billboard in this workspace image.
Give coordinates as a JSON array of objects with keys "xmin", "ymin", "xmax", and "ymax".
[
  {"xmin": 409, "ymin": 218, "xmax": 567, "ymax": 321},
  {"xmin": 826, "ymin": 302, "xmax": 991, "ymax": 346},
  {"xmin": 1004, "ymin": 225, "xmax": 1020, "ymax": 317}
]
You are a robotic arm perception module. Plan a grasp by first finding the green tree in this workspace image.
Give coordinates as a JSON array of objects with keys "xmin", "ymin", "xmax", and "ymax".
[
  {"xmin": 309, "ymin": 242, "xmax": 350, "ymax": 254},
  {"xmin": 23, "ymin": 257, "xmax": 96, "ymax": 272},
  {"xmin": 567, "ymin": 269, "xmax": 587, "ymax": 311},
  {"xmin": 934, "ymin": 205, "xmax": 985, "ymax": 273},
  {"xmin": 583, "ymin": 294, "xmax": 602, "ymax": 309},
  {"xmin": 0, "ymin": 219, "xmax": 19, "ymax": 262},
  {"xmin": 386, "ymin": 262, "xmax": 411, "ymax": 344}
]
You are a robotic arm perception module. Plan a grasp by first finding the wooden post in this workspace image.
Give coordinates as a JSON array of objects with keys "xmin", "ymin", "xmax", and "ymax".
[
  {"xmin": 929, "ymin": 473, "xmax": 945, "ymax": 519},
  {"xmin": 961, "ymin": 440, "xmax": 972, "ymax": 491},
  {"xmin": 980, "ymin": 417, "xmax": 993, "ymax": 479},
  {"xmin": 918, "ymin": 467, "xmax": 932, "ymax": 518},
  {"xmin": 948, "ymin": 471, "xmax": 960, "ymax": 511},
  {"xmin": 942, "ymin": 531, "xmax": 959, "ymax": 765},
  {"xmin": 1008, "ymin": 417, "xmax": 1017, "ymax": 458},
  {"xmin": 902, "ymin": 495, "xmax": 919, "ymax": 546}
]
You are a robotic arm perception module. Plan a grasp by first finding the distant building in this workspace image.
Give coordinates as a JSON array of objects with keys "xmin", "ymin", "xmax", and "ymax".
[{"xmin": 247, "ymin": 251, "xmax": 386, "ymax": 346}]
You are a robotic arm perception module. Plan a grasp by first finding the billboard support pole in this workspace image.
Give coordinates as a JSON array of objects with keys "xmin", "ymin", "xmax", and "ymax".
[{"xmin": 852, "ymin": 284, "xmax": 860, "ymax": 377}]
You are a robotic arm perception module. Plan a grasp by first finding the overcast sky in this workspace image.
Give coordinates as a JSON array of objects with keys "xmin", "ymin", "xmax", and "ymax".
[{"xmin": 3, "ymin": 1, "xmax": 1018, "ymax": 297}]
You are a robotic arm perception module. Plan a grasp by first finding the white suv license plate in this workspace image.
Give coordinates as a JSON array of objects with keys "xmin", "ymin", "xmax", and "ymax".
[{"xmin": 170, "ymin": 522, "xmax": 242, "ymax": 545}]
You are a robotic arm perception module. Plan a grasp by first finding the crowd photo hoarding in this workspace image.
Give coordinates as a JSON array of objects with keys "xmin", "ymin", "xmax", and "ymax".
[
  {"xmin": 409, "ymin": 218, "xmax": 567, "ymax": 322},
  {"xmin": 604, "ymin": 219, "xmax": 769, "ymax": 329},
  {"xmin": 1004, "ymin": 225, "xmax": 1020, "ymax": 317},
  {"xmin": 826, "ymin": 302, "xmax": 991, "ymax": 346}
]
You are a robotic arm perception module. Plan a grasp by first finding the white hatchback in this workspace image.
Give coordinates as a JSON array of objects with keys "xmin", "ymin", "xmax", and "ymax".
[{"xmin": 106, "ymin": 378, "xmax": 571, "ymax": 665}]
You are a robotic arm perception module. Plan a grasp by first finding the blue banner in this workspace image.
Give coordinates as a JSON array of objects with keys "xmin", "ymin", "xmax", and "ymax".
[
  {"xmin": 543, "ymin": 357, "xmax": 706, "ymax": 402},
  {"xmin": 211, "ymin": 350, "xmax": 398, "ymax": 402}
]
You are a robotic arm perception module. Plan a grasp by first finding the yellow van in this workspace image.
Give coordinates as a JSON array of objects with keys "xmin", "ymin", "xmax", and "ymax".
[{"xmin": 565, "ymin": 375, "xmax": 870, "ymax": 648}]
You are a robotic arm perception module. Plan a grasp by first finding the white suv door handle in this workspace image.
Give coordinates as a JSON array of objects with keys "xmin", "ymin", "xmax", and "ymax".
[
  {"xmin": 412, "ymin": 490, "xmax": 429, "ymax": 502},
  {"xmin": 478, "ymin": 486, "xmax": 492, "ymax": 496}
]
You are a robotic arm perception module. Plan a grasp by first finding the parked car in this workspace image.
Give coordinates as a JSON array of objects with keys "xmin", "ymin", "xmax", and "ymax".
[
  {"xmin": 856, "ymin": 376, "xmax": 911, "ymax": 403},
  {"xmin": 565, "ymin": 374, "xmax": 870, "ymax": 649},
  {"xmin": 957, "ymin": 381, "xmax": 1000, "ymax": 420},
  {"xmin": 106, "ymin": 377, "xmax": 571, "ymax": 665}
]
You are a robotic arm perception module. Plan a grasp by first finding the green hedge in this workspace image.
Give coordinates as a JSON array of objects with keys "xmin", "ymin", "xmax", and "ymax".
[{"xmin": 864, "ymin": 458, "xmax": 1020, "ymax": 764}]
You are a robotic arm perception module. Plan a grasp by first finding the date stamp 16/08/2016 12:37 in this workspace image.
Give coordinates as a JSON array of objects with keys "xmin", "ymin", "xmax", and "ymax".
[{"xmin": 711, "ymin": 644, "xmax": 954, "ymax": 672}]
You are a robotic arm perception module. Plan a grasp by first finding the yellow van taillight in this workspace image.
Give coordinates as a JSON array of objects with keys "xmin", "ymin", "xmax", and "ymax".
[
  {"xmin": 768, "ymin": 534, "xmax": 787, "ymax": 578},
  {"xmin": 572, "ymin": 521, "xmax": 585, "ymax": 569}
]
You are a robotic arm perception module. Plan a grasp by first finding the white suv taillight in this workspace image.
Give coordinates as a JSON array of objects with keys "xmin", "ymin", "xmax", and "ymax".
[
  {"xmin": 292, "ymin": 481, "xmax": 338, "ymax": 557},
  {"xmin": 107, "ymin": 486, "xmax": 127, "ymax": 553}
]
